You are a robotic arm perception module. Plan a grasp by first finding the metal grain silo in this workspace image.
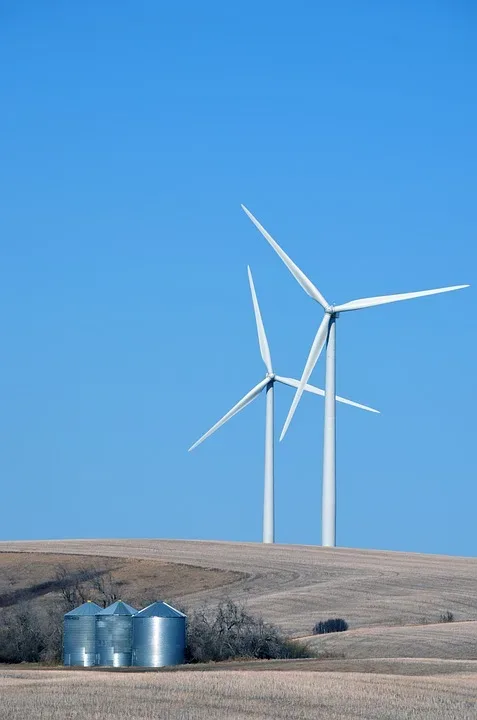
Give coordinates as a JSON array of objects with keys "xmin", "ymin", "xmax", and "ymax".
[
  {"xmin": 63, "ymin": 601, "xmax": 102, "ymax": 666},
  {"xmin": 95, "ymin": 600, "xmax": 137, "ymax": 667},
  {"xmin": 132, "ymin": 601, "xmax": 186, "ymax": 667}
]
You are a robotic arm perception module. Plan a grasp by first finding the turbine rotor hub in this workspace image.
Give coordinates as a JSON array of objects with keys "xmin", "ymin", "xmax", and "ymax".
[
  {"xmin": 266, "ymin": 372, "xmax": 275, "ymax": 380},
  {"xmin": 325, "ymin": 305, "xmax": 335, "ymax": 314}
]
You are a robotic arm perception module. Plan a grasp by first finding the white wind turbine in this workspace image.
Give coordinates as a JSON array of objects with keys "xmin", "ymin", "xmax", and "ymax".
[
  {"xmin": 242, "ymin": 204, "xmax": 470, "ymax": 548},
  {"xmin": 189, "ymin": 266, "xmax": 378, "ymax": 544}
]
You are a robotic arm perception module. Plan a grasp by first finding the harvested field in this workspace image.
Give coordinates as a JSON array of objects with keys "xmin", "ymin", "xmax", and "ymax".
[
  {"xmin": 2, "ymin": 539, "xmax": 477, "ymax": 635},
  {"xmin": 306, "ymin": 620, "xmax": 477, "ymax": 660},
  {"xmin": 2, "ymin": 540, "xmax": 477, "ymax": 717},
  {"xmin": 1, "ymin": 667, "xmax": 476, "ymax": 720},
  {"xmin": 12, "ymin": 656, "xmax": 477, "ymax": 676},
  {"xmin": 0, "ymin": 551, "xmax": 242, "ymax": 610}
]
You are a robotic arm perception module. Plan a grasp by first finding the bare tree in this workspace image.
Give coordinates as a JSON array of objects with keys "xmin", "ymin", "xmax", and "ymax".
[
  {"xmin": 89, "ymin": 570, "xmax": 120, "ymax": 608},
  {"xmin": 55, "ymin": 565, "xmax": 121, "ymax": 611},
  {"xmin": 185, "ymin": 599, "xmax": 312, "ymax": 663}
]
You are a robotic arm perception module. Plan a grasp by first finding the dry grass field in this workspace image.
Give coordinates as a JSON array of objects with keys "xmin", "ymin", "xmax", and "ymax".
[
  {"xmin": 306, "ymin": 620, "xmax": 477, "ymax": 660},
  {"xmin": 0, "ymin": 551, "xmax": 241, "ymax": 610},
  {"xmin": 1, "ymin": 667, "xmax": 476, "ymax": 720},
  {"xmin": 1, "ymin": 539, "xmax": 477, "ymax": 633},
  {"xmin": 1, "ymin": 539, "xmax": 477, "ymax": 718}
]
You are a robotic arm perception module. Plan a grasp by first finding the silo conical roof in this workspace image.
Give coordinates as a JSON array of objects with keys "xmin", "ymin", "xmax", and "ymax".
[
  {"xmin": 97, "ymin": 600, "xmax": 137, "ymax": 616},
  {"xmin": 65, "ymin": 601, "xmax": 103, "ymax": 616},
  {"xmin": 135, "ymin": 601, "xmax": 186, "ymax": 618}
]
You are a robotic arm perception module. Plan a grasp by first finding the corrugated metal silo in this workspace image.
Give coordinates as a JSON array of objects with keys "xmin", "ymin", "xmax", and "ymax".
[
  {"xmin": 95, "ymin": 600, "xmax": 137, "ymax": 667},
  {"xmin": 132, "ymin": 601, "xmax": 186, "ymax": 667},
  {"xmin": 63, "ymin": 601, "xmax": 102, "ymax": 666}
]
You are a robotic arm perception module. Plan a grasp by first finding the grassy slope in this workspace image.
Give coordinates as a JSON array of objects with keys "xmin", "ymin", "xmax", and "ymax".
[
  {"xmin": 0, "ymin": 551, "xmax": 241, "ymax": 610},
  {"xmin": 1, "ymin": 539, "xmax": 477, "ymax": 668},
  {"xmin": 2, "ymin": 539, "xmax": 477, "ymax": 633},
  {"xmin": 305, "ymin": 620, "xmax": 477, "ymax": 660},
  {"xmin": 2, "ymin": 539, "xmax": 477, "ymax": 717}
]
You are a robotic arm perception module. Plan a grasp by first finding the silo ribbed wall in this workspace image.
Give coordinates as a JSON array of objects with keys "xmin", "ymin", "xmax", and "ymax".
[
  {"xmin": 95, "ymin": 615, "xmax": 134, "ymax": 667},
  {"xmin": 132, "ymin": 616, "xmax": 186, "ymax": 667},
  {"xmin": 63, "ymin": 602, "xmax": 102, "ymax": 667}
]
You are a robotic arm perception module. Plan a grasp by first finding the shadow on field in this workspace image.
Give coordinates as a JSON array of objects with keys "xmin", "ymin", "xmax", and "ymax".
[{"xmin": 0, "ymin": 567, "xmax": 113, "ymax": 608}]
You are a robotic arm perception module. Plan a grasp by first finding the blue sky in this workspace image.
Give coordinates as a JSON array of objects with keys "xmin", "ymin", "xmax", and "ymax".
[{"xmin": 0, "ymin": 1, "xmax": 476, "ymax": 555}]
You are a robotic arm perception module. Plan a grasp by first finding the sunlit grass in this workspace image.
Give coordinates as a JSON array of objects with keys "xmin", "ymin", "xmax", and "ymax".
[{"xmin": 1, "ymin": 668, "xmax": 476, "ymax": 720}]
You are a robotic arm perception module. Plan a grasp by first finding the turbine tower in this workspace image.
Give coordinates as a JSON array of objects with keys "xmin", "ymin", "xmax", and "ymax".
[
  {"xmin": 189, "ymin": 266, "xmax": 378, "ymax": 544},
  {"xmin": 242, "ymin": 204, "xmax": 469, "ymax": 548}
]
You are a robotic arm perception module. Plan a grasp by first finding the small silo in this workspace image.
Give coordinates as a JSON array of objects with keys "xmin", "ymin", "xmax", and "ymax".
[
  {"xmin": 95, "ymin": 600, "xmax": 137, "ymax": 667},
  {"xmin": 63, "ymin": 601, "xmax": 102, "ymax": 666},
  {"xmin": 132, "ymin": 601, "xmax": 186, "ymax": 667}
]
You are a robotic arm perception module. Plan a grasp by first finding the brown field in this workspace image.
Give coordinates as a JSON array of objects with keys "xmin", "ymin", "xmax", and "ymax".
[
  {"xmin": 1, "ymin": 539, "xmax": 477, "ymax": 633},
  {"xmin": 7, "ymin": 656, "xmax": 477, "ymax": 675},
  {"xmin": 1, "ymin": 667, "xmax": 476, "ymax": 720},
  {"xmin": 0, "ymin": 551, "xmax": 241, "ymax": 610},
  {"xmin": 306, "ymin": 620, "xmax": 477, "ymax": 660},
  {"xmin": 1, "ymin": 539, "xmax": 477, "ymax": 718}
]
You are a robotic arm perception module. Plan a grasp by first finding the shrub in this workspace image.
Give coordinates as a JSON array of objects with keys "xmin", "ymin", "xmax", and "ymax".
[
  {"xmin": 1, "ymin": 597, "xmax": 312, "ymax": 666},
  {"xmin": 438, "ymin": 610, "xmax": 454, "ymax": 623},
  {"xmin": 185, "ymin": 599, "xmax": 313, "ymax": 663},
  {"xmin": 0, "ymin": 604, "xmax": 63, "ymax": 664},
  {"xmin": 312, "ymin": 618, "xmax": 349, "ymax": 635},
  {"xmin": 0, "ymin": 562, "xmax": 123, "ymax": 664}
]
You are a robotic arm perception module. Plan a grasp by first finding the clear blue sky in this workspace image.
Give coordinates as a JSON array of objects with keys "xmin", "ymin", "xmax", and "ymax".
[{"xmin": 1, "ymin": 2, "xmax": 476, "ymax": 555}]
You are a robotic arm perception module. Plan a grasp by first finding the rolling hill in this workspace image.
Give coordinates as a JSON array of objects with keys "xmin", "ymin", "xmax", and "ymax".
[
  {"xmin": 1, "ymin": 538, "xmax": 477, "ymax": 642},
  {"xmin": 2, "ymin": 539, "xmax": 477, "ymax": 718}
]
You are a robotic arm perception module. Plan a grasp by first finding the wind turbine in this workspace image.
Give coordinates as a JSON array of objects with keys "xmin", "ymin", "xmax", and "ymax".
[
  {"xmin": 242, "ymin": 204, "xmax": 469, "ymax": 548},
  {"xmin": 189, "ymin": 266, "xmax": 378, "ymax": 544}
]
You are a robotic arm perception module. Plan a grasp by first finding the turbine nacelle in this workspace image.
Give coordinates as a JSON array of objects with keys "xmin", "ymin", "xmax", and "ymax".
[
  {"xmin": 188, "ymin": 267, "xmax": 379, "ymax": 453},
  {"xmin": 242, "ymin": 204, "xmax": 469, "ymax": 442},
  {"xmin": 188, "ymin": 260, "xmax": 381, "ymax": 544}
]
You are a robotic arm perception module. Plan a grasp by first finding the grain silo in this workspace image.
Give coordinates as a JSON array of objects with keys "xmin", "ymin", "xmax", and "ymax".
[
  {"xmin": 63, "ymin": 601, "xmax": 102, "ymax": 666},
  {"xmin": 132, "ymin": 601, "xmax": 186, "ymax": 667},
  {"xmin": 95, "ymin": 600, "xmax": 137, "ymax": 666}
]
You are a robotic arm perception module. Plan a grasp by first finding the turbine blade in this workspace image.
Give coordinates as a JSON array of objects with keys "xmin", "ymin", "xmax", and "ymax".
[
  {"xmin": 334, "ymin": 284, "xmax": 470, "ymax": 313},
  {"xmin": 276, "ymin": 375, "xmax": 325, "ymax": 395},
  {"xmin": 188, "ymin": 377, "xmax": 269, "ymax": 452},
  {"xmin": 241, "ymin": 204, "xmax": 329, "ymax": 309},
  {"xmin": 275, "ymin": 375, "xmax": 325, "ymax": 397},
  {"xmin": 279, "ymin": 313, "xmax": 331, "ymax": 440},
  {"xmin": 247, "ymin": 266, "xmax": 273, "ymax": 374},
  {"xmin": 275, "ymin": 375, "xmax": 380, "ymax": 413}
]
